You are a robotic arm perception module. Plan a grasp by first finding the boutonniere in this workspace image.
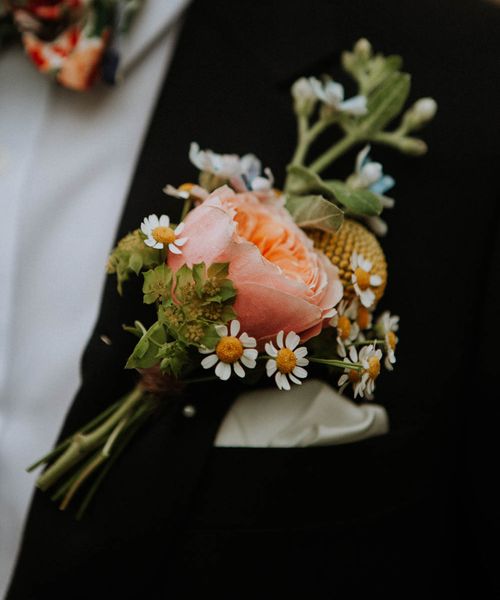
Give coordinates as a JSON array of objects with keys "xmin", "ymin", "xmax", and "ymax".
[
  {"xmin": 0, "ymin": 0, "xmax": 144, "ymax": 90},
  {"xmin": 28, "ymin": 38, "xmax": 437, "ymax": 517}
]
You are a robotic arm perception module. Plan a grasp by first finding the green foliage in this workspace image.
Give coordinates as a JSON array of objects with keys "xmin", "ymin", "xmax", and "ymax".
[
  {"xmin": 142, "ymin": 264, "xmax": 173, "ymax": 304},
  {"xmin": 156, "ymin": 340, "xmax": 189, "ymax": 377},
  {"xmin": 285, "ymin": 194, "xmax": 344, "ymax": 233},
  {"xmin": 356, "ymin": 72, "xmax": 411, "ymax": 136},
  {"xmin": 125, "ymin": 321, "xmax": 167, "ymax": 370},
  {"xmin": 286, "ymin": 165, "xmax": 381, "ymax": 218},
  {"xmin": 125, "ymin": 262, "xmax": 238, "ymax": 373},
  {"xmin": 107, "ymin": 229, "xmax": 161, "ymax": 295},
  {"xmin": 326, "ymin": 181, "xmax": 382, "ymax": 216}
]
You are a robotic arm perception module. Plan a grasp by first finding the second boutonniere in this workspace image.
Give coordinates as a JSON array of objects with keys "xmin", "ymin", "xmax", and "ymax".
[{"xmin": 28, "ymin": 38, "xmax": 437, "ymax": 517}]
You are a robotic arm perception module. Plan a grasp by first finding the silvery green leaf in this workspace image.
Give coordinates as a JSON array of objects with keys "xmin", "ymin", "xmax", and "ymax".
[
  {"xmin": 358, "ymin": 72, "xmax": 411, "ymax": 135},
  {"xmin": 327, "ymin": 181, "xmax": 382, "ymax": 216},
  {"xmin": 286, "ymin": 194, "xmax": 344, "ymax": 233}
]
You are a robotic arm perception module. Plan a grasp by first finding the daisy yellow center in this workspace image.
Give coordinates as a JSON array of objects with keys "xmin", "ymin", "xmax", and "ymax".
[
  {"xmin": 152, "ymin": 226, "xmax": 176, "ymax": 245},
  {"xmin": 357, "ymin": 306, "xmax": 371, "ymax": 330},
  {"xmin": 276, "ymin": 348, "xmax": 297, "ymax": 374},
  {"xmin": 387, "ymin": 331, "xmax": 397, "ymax": 350},
  {"xmin": 367, "ymin": 356, "xmax": 381, "ymax": 380},
  {"xmin": 354, "ymin": 267, "xmax": 371, "ymax": 291},
  {"xmin": 216, "ymin": 336, "xmax": 243, "ymax": 363},
  {"xmin": 179, "ymin": 182, "xmax": 195, "ymax": 192},
  {"xmin": 337, "ymin": 315, "xmax": 351, "ymax": 340},
  {"xmin": 348, "ymin": 369, "xmax": 361, "ymax": 383}
]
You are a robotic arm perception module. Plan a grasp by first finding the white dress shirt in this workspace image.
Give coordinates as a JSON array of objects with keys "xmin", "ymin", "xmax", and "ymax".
[{"xmin": 0, "ymin": 2, "xmax": 387, "ymax": 594}]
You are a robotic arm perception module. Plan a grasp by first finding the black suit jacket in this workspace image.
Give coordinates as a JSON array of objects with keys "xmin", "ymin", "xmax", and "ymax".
[{"xmin": 7, "ymin": 0, "xmax": 500, "ymax": 597}]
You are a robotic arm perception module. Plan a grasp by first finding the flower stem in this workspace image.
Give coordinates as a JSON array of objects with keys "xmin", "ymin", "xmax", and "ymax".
[
  {"xmin": 26, "ymin": 398, "xmax": 123, "ymax": 473},
  {"xmin": 36, "ymin": 385, "xmax": 144, "ymax": 492},
  {"xmin": 353, "ymin": 339, "xmax": 386, "ymax": 346},
  {"xmin": 181, "ymin": 197, "xmax": 192, "ymax": 221},
  {"xmin": 309, "ymin": 357, "xmax": 363, "ymax": 370},
  {"xmin": 308, "ymin": 133, "xmax": 358, "ymax": 174},
  {"xmin": 75, "ymin": 403, "xmax": 154, "ymax": 520}
]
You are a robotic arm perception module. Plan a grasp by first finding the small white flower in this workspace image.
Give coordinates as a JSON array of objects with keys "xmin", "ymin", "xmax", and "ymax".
[
  {"xmin": 413, "ymin": 97, "xmax": 438, "ymax": 122},
  {"xmin": 376, "ymin": 311, "xmax": 399, "ymax": 370},
  {"xmin": 350, "ymin": 251, "xmax": 383, "ymax": 308},
  {"xmin": 189, "ymin": 142, "xmax": 273, "ymax": 192},
  {"xmin": 189, "ymin": 142, "xmax": 242, "ymax": 179},
  {"xmin": 140, "ymin": 214, "xmax": 188, "ymax": 254},
  {"xmin": 329, "ymin": 300, "xmax": 360, "ymax": 357},
  {"xmin": 308, "ymin": 77, "xmax": 367, "ymax": 115},
  {"xmin": 292, "ymin": 77, "xmax": 317, "ymax": 103},
  {"xmin": 338, "ymin": 344, "xmax": 382, "ymax": 399},
  {"xmin": 265, "ymin": 331, "xmax": 309, "ymax": 391},
  {"xmin": 199, "ymin": 320, "xmax": 258, "ymax": 381}
]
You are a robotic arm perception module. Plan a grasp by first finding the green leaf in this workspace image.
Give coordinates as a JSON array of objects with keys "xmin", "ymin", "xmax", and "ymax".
[
  {"xmin": 358, "ymin": 72, "xmax": 411, "ymax": 135},
  {"xmin": 142, "ymin": 264, "xmax": 173, "ymax": 305},
  {"xmin": 128, "ymin": 253, "xmax": 143, "ymax": 275},
  {"xmin": 192, "ymin": 263, "xmax": 206, "ymax": 295},
  {"xmin": 107, "ymin": 229, "xmax": 161, "ymax": 295},
  {"xmin": 326, "ymin": 181, "xmax": 382, "ymax": 216},
  {"xmin": 200, "ymin": 324, "xmax": 221, "ymax": 350},
  {"xmin": 125, "ymin": 321, "xmax": 167, "ymax": 369},
  {"xmin": 207, "ymin": 263, "xmax": 229, "ymax": 279},
  {"xmin": 285, "ymin": 194, "xmax": 344, "ymax": 233},
  {"xmin": 157, "ymin": 340, "xmax": 189, "ymax": 378}
]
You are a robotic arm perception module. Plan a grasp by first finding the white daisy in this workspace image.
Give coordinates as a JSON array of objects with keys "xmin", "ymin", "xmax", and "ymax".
[
  {"xmin": 376, "ymin": 311, "xmax": 400, "ymax": 370},
  {"xmin": 329, "ymin": 300, "xmax": 360, "ymax": 357},
  {"xmin": 350, "ymin": 251, "xmax": 383, "ymax": 308},
  {"xmin": 308, "ymin": 77, "xmax": 367, "ymax": 115},
  {"xmin": 140, "ymin": 214, "xmax": 188, "ymax": 255},
  {"xmin": 338, "ymin": 344, "xmax": 382, "ymax": 399},
  {"xmin": 199, "ymin": 320, "xmax": 258, "ymax": 381},
  {"xmin": 265, "ymin": 331, "xmax": 309, "ymax": 391}
]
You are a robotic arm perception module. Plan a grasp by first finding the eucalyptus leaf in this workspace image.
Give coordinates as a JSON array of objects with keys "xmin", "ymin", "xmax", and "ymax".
[
  {"xmin": 327, "ymin": 181, "xmax": 383, "ymax": 216},
  {"xmin": 286, "ymin": 194, "xmax": 343, "ymax": 233},
  {"xmin": 358, "ymin": 72, "xmax": 411, "ymax": 136}
]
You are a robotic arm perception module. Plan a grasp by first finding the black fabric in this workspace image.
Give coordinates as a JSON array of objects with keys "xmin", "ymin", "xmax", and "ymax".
[{"xmin": 7, "ymin": 0, "xmax": 500, "ymax": 597}]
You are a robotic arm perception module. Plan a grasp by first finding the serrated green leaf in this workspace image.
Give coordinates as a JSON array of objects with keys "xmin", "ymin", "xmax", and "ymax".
[
  {"xmin": 125, "ymin": 321, "xmax": 167, "ymax": 369},
  {"xmin": 326, "ymin": 181, "xmax": 382, "ymax": 216},
  {"xmin": 285, "ymin": 194, "xmax": 344, "ymax": 233},
  {"xmin": 142, "ymin": 263, "xmax": 173, "ymax": 304},
  {"xmin": 358, "ymin": 72, "xmax": 411, "ymax": 135}
]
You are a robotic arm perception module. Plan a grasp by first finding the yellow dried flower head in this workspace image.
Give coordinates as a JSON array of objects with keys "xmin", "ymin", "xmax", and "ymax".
[{"xmin": 308, "ymin": 219, "xmax": 387, "ymax": 305}]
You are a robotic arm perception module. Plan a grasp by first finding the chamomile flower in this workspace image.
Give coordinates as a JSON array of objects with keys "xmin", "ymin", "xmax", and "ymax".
[
  {"xmin": 329, "ymin": 300, "xmax": 360, "ymax": 357},
  {"xmin": 141, "ymin": 214, "xmax": 188, "ymax": 255},
  {"xmin": 265, "ymin": 331, "xmax": 309, "ymax": 391},
  {"xmin": 308, "ymin": 77, "xmax": 367, "ymax": 115},
  {"xmin": 163, "ymin": 183, "xmax": 208, "ymax": 204},
  {"xmin": 338, "ymin": 344, "xmax": 382, "ymax": 399},
  {"xmin": 350, "ymin": 251, "xmax": 383, "ymax": 308},
  {"xmin": 375, "ymin": 311, "xmax": 399, "ymax": 370},
  {"xmin": 199, "ymin": 320, "xmax": 258, "ymax": 381}
]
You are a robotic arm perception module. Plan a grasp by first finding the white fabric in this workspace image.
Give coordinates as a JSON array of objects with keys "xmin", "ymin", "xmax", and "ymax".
[
  {"xmin": 215, "ymin": 379, "xmax": 388, "ymax": 447},
  {"xmin": 0, "ymin": 2, "xmax": 389, "ymax": 595},
  {"xmin": 0, "ymin": 2, "xmax": 189, "ymax": 594}
]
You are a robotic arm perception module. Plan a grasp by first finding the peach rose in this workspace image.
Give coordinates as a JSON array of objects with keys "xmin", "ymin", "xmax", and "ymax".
[{"xmin": 168, "ymin": 186, "xmax": 343, "ymax": 347}]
